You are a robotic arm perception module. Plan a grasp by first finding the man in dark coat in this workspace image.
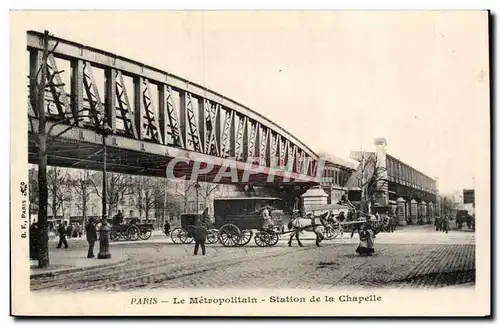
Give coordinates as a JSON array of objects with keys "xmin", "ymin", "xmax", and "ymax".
[
  {"xmin": 113, "ymin": 210, "xmax": 124, "ymax": 226},
  {"xmin": 29, "ymin": 222, "xmax": 39, "ymax": 260},
  {"xmin": 85, "ymin": 218, "xmax": 98, "ymax": 258},
  {"xmin": 56, "ymin": 222, "xmax": 68, "ymax": 248},
  {"xmin": 193, "ymin": 220, "xmax": 207, "ymax": 256},
  {"xmin": 164, "ymin": 220, "xmax": 171, "ymax": 235}
]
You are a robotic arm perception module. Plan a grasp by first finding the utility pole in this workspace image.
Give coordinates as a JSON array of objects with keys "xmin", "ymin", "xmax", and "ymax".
[
  {"xmin": 36, "ymin": 30, "xmax": 50, "ymax": 268},
  {"xmin": 195, "ymin": 182, "xmax": 201, "ymax": 213},
  {"xmin": 163, "ymin": 183, "xmax": 167, "ymax": 226},
  {"xmin": 97, "ymin": 116, "xmax": 111, "ymax": 259}
]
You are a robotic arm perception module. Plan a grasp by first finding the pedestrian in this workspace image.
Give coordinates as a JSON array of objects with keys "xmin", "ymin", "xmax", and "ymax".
[
  {"xmin": 66, "ymin": 222, "xmax": 74, "ymax": 239},
  {"xmin": 442, "ymin": 215, "xmax": 449, "ymax": 234},
  {"xmin": 113, "ymin": 210, "xmax": 124, "ymax": 226},
  {"xmin": 76, "ymin": 223, "xmax": 83, "ymax": 238},
  {"xmin": 29, "ymin": 222, "xmax": 39, "ymax": 260},
  {"xmin": 193, "ymin": 219, "xmax": 207, "ymax": 256},
  {"xmin": 351, "ymin": 220, "xmax": 375, "ymax": 256},
  {"xmin": 85, "ymin": 218, "xmax": 98, "ymax": 258},
  {"xmin": 56, "ymin": 222, "xmax": 68, "ymax": 249},
  {"xmin": 164, "ymin": 220, "xmax": 171, "ymax": 236}
]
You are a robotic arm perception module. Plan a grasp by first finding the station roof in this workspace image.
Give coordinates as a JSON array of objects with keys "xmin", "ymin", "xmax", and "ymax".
[{"xmin": 318, "ymin": 152, "xmax": 358, "ymax": 170}]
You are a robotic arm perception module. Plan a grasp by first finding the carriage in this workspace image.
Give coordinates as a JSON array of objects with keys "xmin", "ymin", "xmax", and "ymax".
[
  {"xmin": 170, "ymin": 211, "xmax": 218, "ymax": 245},
  {"xmin": 213, "ymin": 198, "xmax": 348, "ymax": 247},
  {"xmin": 214, "ymin": 197, "xmax": 290, "ymax": 247},
  {"xmin": 303, "ymin": 203, "xmax": 350, "ymax": 239},
  {"xmin": 110, "ymin": 218, "xmax": 155, "ymax": 241}
]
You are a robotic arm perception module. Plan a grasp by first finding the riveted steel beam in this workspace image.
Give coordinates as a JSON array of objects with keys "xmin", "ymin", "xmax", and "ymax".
[
  {"xmin": 234, "ymin": 114, "xmax": 247, "ymax": 161},
  {"xmin": 141, "ymin": 78, "xmax": 163, "ymax": 144},
  {"xmin": 259, "ymin": 127, "xmax": 269, "ymax": 166},
  {"xmin": 220, "ymin": 108, "xmax": 233, "ymax": 158},
  {"xmin": 207, "ymin": 101, "xmax": 220, "ymax": 156},
  {"xmin": 82, "ymin": 61, "xmax": 104, "ymax": 127},
  {"xmin": 104, "ymin": 67, "xmax": 117, "ymax": 132},
  {"xmin": 180, "ymin": 91, "xmax": 201, "ymax": 152},
  {"xmin": 27, "ymin": 31, "xmax": 318, "ymax": 161},
  {"xmin": 28, "ymin": 49, "xmax": 42, "ymax": 117},
  {"xmin": 46, "ymin": 54, "xmax": 73, "ymax": 123},
  {"xmin": 115, "ymin": 70, "xmax": 138, "ymax": 138},
  {"xmin": 70, "ymin": 59, "xmax": 84, "ymax": 123},
  {"xmin": 247, "ymin": 120, "xmax": 258, "ymax": 161},
  {"xmin": 278, "ymin": 135, "xmax": 286, "ymax": 168},
  {"xmin": 134, "ymin": 76, "xmax": 144, "ymax": 140},
  {"xmin": 200, "ymin": 99, "xmax": 220, "ymax": 156},
  {"xmin": 294, "ymin": 150, "xmax": 303, "ymax": 174},
  {"xmin": 159, "ymin": 85, "xmax": 184, "ymax": 147},
  {"xmin": 268, "ymin": 131, "xmax": 278, "ymax": 168}
]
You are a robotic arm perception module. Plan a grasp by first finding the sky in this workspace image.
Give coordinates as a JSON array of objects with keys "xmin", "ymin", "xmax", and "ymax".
[{"xmin": 13, "ymin": 11, "xmax": 490, "ymax": 194}]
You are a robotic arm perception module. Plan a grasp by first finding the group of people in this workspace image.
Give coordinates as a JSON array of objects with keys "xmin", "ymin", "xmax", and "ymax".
[
  {"xmin": 29, "ymin": 218, "xmax": 99, "ymax": 260},
  {"xmin": 56, "ymin": 217, "xmax": 100, "ymax": 258},
  {"xmin": 435, "ymin": 215, "xmax": 450, "ymax": 234}
]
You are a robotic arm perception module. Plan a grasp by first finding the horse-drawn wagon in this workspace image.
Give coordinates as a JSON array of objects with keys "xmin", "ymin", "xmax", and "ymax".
[
  {"xmin": 170, "ymin": 210, "xmax": 218, "ymax": 245},
  {"xmin": 214, "ymin": 197, "xmax": 290, "ymax": 247},
  {"xmin": 109, "ymin": 217, "xmax": 155, "ymax": 241}
]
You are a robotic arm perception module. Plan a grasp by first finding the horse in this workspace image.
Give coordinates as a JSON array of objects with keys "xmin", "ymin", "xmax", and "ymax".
[
  {"xmin": 287, "ymin": 212, "xmax": 331, "ymax": 247},
  {"xmin": 380, "ymin": 215, "xmax": 396, "ymax": 233}
]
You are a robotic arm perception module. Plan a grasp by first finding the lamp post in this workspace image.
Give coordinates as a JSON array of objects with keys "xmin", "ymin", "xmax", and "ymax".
[
  {"xmin": 194, "ymin": 182, "xmax": 201, "ymax": 213},
  {"xmin": 98, "ymin": 116, "xmax": 112, "ymax": 259}
]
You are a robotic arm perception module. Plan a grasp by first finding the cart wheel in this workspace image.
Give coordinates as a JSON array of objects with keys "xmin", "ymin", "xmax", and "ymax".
[
  {"xmin": 139, "ymin": 229, "xmax": 152, "ymax": 240},
  {"xmin": 206, "ymin": 230, "xmax": 218, "ymax": 244},
  {"xmin": 325, "ymin": 226, "xmax": 340, "ymax": 240},
  {"xmin": 254, "ymin": 231, "xmax": 270, "ymax": 247},
  {"xmin": 171, "ymin": 228, "xmax": 183, "ymax": 244},
  {"xmin": 127, "ymin": 225, "xmax": 140, "ymax": 241},
  {"xmin": 237, "ymin": 229, "xmax": 253, "ymax": 246},
  {"xmin": 268, "ymin": 232, "xmax": 279, "ymax": 246},
  {"xmin": 218, "ymin": 224, "xmax": 241, "ymax": 247},
  {"xmin": 179, "ymin": 230, "xmax": 194, "ymax": 244},
  {"xmin": 110, "ymin": 230, "xmax": 119, "ymax": 241}
]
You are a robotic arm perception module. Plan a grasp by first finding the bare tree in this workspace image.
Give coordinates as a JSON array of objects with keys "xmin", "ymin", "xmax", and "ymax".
[
  {"xmin": 30, "ymin": 31, "xmax": 93, "ymax": 267},
  {"xmin": 153, "ymin": 179, "xmax": 182, "ymax": 225},
  {"xmin": 173, "ymin": 180, "xmax": 196, "ymax": 213},
  {"xmin": 198, "ymin": 183, "xmax": 219, "ymax": 209},
  {"xmin": 46, "ymin": 167, "xmax": 71, "ymax": 221},
  {"xmin": 28, "ymin": 166, "xmax": 39, "ymax": 221},
  {"xmin": 90, "ymin": 172, "xmax": 133, "ymax": 218},
  {"xmin": 130, "ymin": 176, "xmax": 158, "ymax": 221},
  {"xmin": 68, "ymin": 170, "xmax": 96, "ymax": 225},
  {"xmin": 352, "ymin": 152, "xmax": 388, "ymax": 213}
]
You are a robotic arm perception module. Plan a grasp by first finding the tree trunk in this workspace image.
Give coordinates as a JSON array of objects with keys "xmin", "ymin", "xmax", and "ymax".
[
  {"xmin": 37, "ymin": 30, "xmax": 50, "ymax": 268},
  {"xmin": 82, "ymin": 195, "xmax": 87, "ymax": 227},
  {"xmin": 52, "ymin": 196, "xmax": 57, "ymax": 221}
]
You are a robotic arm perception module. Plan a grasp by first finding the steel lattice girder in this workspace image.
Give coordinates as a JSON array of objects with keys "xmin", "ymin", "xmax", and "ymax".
[
  {"xmin": 82, "ymin": 62, "xmax": 105, "ymax": 127},
  {"xmin": 140, "ymin": 78, "xmax": 163, "ymax": 143},
  {"xmin": 114, "ymin": 70, "xmax": 138, "ymax": 138},
  {"xmin": 27, "ymin": 117, "xmax": 319, "ymax": 185},
  {"xmin": 26, "ymin": 31, "xmax": 322, "ymax": 179},
  {"xmin": 46, "ymin": 54, "xmax": 75, "ymax": 123}
]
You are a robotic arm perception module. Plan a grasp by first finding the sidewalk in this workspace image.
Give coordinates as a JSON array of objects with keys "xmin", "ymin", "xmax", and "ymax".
[{"xmin": 30, "ymin": 246, "xmax": 130, "ymax": 278}]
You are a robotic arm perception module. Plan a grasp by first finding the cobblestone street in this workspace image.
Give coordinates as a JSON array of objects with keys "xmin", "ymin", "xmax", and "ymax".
[{"xmin": 31, "ymin": 226, "xmax": 475, "ymax": 292}]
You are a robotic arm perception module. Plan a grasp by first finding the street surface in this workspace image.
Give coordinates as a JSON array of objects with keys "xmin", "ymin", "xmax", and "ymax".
[{"xmin": 31, "ymin": 225, "xmax": 475, "ymax": 291}]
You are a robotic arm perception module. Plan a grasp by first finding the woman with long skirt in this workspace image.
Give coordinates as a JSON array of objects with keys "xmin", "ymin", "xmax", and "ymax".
[{"xmin": 351, "ymin": 223, "xmax": 375, "ymax": 256}]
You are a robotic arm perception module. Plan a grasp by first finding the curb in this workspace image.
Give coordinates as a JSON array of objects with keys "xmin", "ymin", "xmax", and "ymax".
[{"xmin": 30, "ymin": 254, "xmax": 131, "ymax": 280}]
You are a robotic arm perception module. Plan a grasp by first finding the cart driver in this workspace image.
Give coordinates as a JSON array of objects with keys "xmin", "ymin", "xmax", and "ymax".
[
  {"xmin": 307, "ymin": 212, "xmax": 315, "ymax": 226},
  {"xmin": 262, "ymin": 206, "xmax": 272, "ymax": 230}
]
